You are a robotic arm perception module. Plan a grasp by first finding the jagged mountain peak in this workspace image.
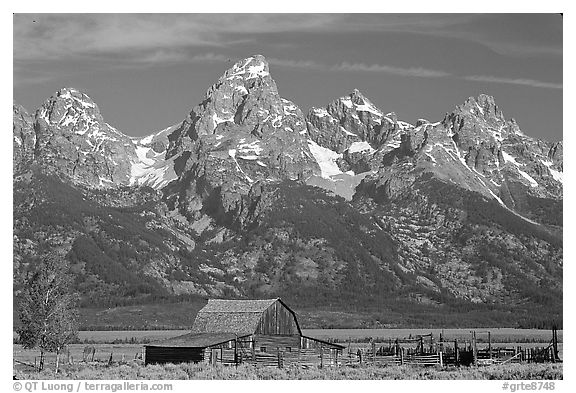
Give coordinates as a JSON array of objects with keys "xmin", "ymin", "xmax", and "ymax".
[
  {"xmin": 222, "ymin": 54, "xmax": 270, "ymax": 81},
  {"xmin": 23, "ymin": 86, "xmax": 145, "ymax": 189},
  {"xmin": 349, "ymin": 88, "xmax": 368, "ymax": 101},
  {"xmin": 455, "ymin": 93, "xmax": 504, "ymax": 122},
  {"xmin": 161, "ymin": 54, "xmax": 320, "ymax": 227},
  {"xmin": 53, "ymin": 86, "xmax": 99, "ymax": 111},
  {"xmin": 35, "ymin": 86, "xmax": 106, "ymax": 134},
  {"xmin": 170, "ymin": 54, "xmax": 290, "ymax": 141},
  {"xmin": 332, "ymin": 89, "xmax": 384, "ymax": 117}
]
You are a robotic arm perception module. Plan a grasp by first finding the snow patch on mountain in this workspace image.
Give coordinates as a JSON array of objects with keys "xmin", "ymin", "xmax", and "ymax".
[
  {"xmin": 549, "ymin": 168, "xmax": 563, "ymax": 184},
  {"xmin": 517, "ymin": 169, "xmax": 539, "ymax": 187},
  {"xmin": 348, "ymin": 141, "xmax": 375, "ymax": 154},
  {"xmin": 312, "ymin": 108, "xmax": 330, "ymax": 118},
  {"xmin": 340, "ymin": 97, "xmax": 353, "ymax": 109},
  {"xmin": 212, "ymin": 113, "xmax": 234, "ymax": 129},
  {"xmin": 541, "ymin": 159, "xmax": 563, "ymax": 184},
  {"xmin": 130, "ymin": 141, "xmax": 177, "ymax": 188},
  {"xmin": 397, "ymin": 121, "xmax": 413, "ymax": 130},
  {"xmin": 502, "ymin": 151, "xmax": 523, "ymax": 166},
  {"xmin": 227, "ymin": 56, "xmax": 269, "ymax": 80},
  {"xmin": 129, "ymin": 123, "xmax": 181, "ymax": 189},
  {"xmin": 228, "ymin": 148, "xmax": 254, "ymax": 183},
  {"xmin": 234, "ymin": 85, "xmax": 248, "ymax": 95},
  {"xmin": 237, "ymin": 140, "xmax": 263, "ymax": 156},
  {"xmin": 308, "ymin": 140, "xmax": 343, "ymax": 178},
  {"xmin": 340, "ymin": 126, "xmax": 358, "ymax": 137},
  {"xmin": 356, "ymin": 102, "xmax": 383, "ymax": 117}
]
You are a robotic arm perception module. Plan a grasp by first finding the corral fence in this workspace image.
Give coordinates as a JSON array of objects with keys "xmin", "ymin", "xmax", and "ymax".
[
  {"xmin": 13, "ymin": 345, "xmax": 145, "ymax": 373},
  {"xmin": 14, "ymin": 327, "xmax": 562, "ymax": 372},
  {"xmin": 230, "ymin": 326, "xmax": 562, "ymax": 369}
]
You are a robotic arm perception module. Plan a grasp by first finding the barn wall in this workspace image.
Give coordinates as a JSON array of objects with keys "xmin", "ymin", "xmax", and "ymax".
[
  {"xmin": 254, "ymin": 334, "xmax": 301, "ymax": 352},
  {"xmin": 255, "ymin": 300, "xmax": 299, "ymax": 335},
  {"xmin": 202, "ymin": 347, "xmax": 239, "ymax": 364},
  {"xmin": 145, "ymin": 346, "xmax": 204, "ymax": 365}
]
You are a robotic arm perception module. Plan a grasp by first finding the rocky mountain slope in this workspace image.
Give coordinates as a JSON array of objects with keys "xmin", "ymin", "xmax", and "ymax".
[{"xmin": 13, "ymin": 55, "xmax": 563, "ymax": 327}]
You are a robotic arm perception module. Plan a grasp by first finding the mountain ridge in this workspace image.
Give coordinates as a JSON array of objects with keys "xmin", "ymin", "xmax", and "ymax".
[{"xmin": 13, "ymin": 54, "xmax": 563, "ymax": 328}]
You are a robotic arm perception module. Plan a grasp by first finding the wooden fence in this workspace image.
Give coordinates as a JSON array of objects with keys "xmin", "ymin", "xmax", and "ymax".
[
  {"xmin": 237, "ymin": 347, "xmax": 340, "ymax": 369},
  {"xmin": 16, "ymin": 328, "xmax": 561, "ymax": 372}
]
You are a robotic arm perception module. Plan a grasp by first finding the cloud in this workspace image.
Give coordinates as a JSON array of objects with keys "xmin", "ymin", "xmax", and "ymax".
[
  {"xmin": 331, "ymin": 62, "xmax": 451, "ymax": 78},
  {"xmin": 265, "ymin": 57, "xmax": 450, "ymax": 79},
  {"xmin": 14, "ymin": 14, "xmax": 561, "ymax": 63},
  {"xmin": 12, "ymin": 14, "xmax": 345, "ymax": 62},
  {"xmin": 342, "ymin": 14, "xmax": 562, "ymax": 57},
  {"xmin": 267, "ymin": 58, "xmax": 325, "ymax": 71},
  {"xmin": 16, "ymin": 49, "xmax": 562, "ymax": 93},
  {"xmin": 130, "ymin": 51, "xmax": 231, "ymax": 66},
  {"xmin": 463, "ymin": 75, "xmax": 562, "ymax": 90}
]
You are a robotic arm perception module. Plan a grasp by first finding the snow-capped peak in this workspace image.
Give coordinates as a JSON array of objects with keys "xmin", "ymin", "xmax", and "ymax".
[{"xmin": 225, "ymin": 55, "xmax": 270, "ymax": 80}]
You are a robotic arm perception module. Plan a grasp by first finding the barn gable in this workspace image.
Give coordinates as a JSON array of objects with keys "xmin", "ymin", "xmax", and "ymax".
[{"xmin": 191, "ymin": 298, "xmax": 301, "ymax": 335}]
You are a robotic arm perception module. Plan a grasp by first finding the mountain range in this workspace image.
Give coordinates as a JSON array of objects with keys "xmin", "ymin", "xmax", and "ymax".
[{"xmin": 13, "ymin": 55, "xmax": 563, "ymax": 328}]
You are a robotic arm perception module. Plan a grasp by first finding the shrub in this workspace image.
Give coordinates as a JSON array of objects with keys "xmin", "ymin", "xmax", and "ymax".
[{"xmin": 15, "ymin": 362, "xmax": 562, "ymax": 380}]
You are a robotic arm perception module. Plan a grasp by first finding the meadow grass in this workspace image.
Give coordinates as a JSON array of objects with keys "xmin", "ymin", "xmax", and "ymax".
[{"xmin": 16, "ymin": 362, "xmax": 562, "ymax": 380}]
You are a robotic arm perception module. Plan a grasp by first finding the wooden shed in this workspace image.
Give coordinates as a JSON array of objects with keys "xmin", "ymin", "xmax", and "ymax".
[{"xmin": 145, "ymin": 298, "xmax": 344, "ymax": 367}]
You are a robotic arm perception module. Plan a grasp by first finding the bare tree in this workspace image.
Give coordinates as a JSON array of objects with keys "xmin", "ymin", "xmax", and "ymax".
[{"xmin": 17, "ymin": 253, "xmax": 78, "ymax": 372}]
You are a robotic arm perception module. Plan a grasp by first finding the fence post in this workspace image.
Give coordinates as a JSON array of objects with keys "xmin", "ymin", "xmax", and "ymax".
[
  {"xmin": 400, "ymin": 347, "xmax": 404, "ymax": 366},
  {"xmin": 320, "ymin": 346, "xmax": 323, "ymax": 369},
  {"xmin": 472, "ymin": 331, "xmax": 478, "ymax": 366},
  {"xmin": 552, "ymin": 326, "xmax": 559, "ymax": 362},
  {"xmin": 234, "ymin": 338, "xmax": 237, "ymax": 367},
  {"xmin": 439, "ymin": 351, "xmax": 443, "ymax": 368},
  {"xmin": 439, "ymin": 332, "xmax": 444, "ymax": 355},
  {"xmin": 454, "ymin": 340, "xmax": 459, "ymax": 366},
  {"xmin": 488, "ymin": 332, "xmax": 492, "ymax": 360},
  {"xmin": 277, "ymin": 348, "xmax": 281, "ymax": 369}
]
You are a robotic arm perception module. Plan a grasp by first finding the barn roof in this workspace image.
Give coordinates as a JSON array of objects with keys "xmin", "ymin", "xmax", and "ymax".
[
  {"xmin": 191, "ymin": 298, "xmax": 286, "ymax": 335},
  {"xmin": 146, "ymin": 332, "xmax": 250, "ymax": 348},
  {"xmin": 199, "ymin": 298, "xmax": 279, "ymax": 313}
]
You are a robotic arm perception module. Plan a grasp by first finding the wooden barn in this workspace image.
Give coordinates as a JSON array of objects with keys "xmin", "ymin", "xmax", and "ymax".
[{"xmin": 145, "ymin": 298, "xmax": 344, "ymax": 367}]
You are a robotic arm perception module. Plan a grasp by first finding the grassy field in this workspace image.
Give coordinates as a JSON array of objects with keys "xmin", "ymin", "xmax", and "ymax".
[
  {"xmin": 15, "ymin": 362, "xmax": 562, "ymax": 380},
  {"xmin": 13, "ymin": 327, "xmax": 560, "ymax": 344},
  {"xmin": 14, "ymin": 328, "xmax": 562, "ymax": 380}
]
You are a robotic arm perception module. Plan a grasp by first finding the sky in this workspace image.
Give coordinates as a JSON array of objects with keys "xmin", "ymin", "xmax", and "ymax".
[{"xmin": 13, "ymin": 13, "xmax": 563, "ymax": 141}]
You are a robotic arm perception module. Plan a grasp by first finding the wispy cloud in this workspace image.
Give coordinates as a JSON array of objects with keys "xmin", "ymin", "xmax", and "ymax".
[
  {"xmin": 16, "ymin": 48, "xmax": 562, "ymax": 92},
  {"xmin": 13, "ymin": 14, "xmax": 344, "ymax": 62},
  {"xmin": 267, "ymin": 57, "xmax": 325, "ymax": 71},
  {"xmin": 331, "ymin": 61, "xmax": 450, "ymax": 78},
  {"xmin": 463, "ymin": 75, "xmax": 562, "ymax": 90},
  {"xmin": 259, "ymin": 57, "xmax": 450, "ymax": 79},
  {"xmin": 14, "ymin": 14, "xmax": 561, "ymax": 63},
  {"xmin": 265, "ymin": 56, "xmax": 562, "ymax": 89},
  {"xmin": 130, "ymin": 51, "xmax": 231, "ymax": 66}
]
